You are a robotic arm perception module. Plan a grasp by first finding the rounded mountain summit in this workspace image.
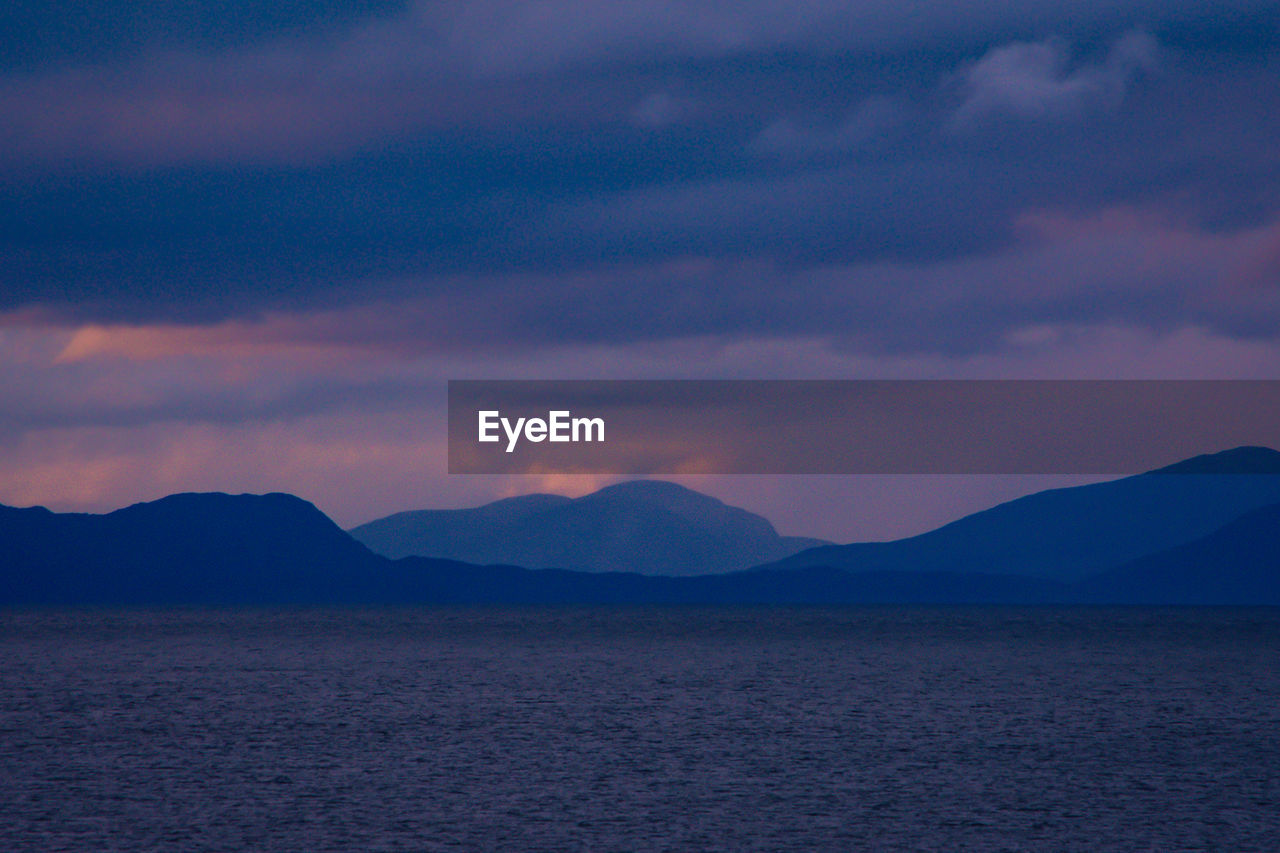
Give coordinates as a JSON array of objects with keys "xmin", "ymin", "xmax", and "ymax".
[{"xmin": 349, "ymin": 481, "xmax": 829, "ymax": 576}]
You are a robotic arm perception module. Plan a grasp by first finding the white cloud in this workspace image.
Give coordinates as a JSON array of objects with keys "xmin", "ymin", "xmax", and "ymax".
[{"xmin": 951, "ymin": 29, "xmax": 1158, "ymax": 126}]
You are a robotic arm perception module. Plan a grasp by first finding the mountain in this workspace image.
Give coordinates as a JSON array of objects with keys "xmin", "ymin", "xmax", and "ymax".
[
  {"xmin": 757, "ymin": 447, "xmax": 1280, "ymax": 583},
  {"xmin": 0, "ymin": 492, "xmax": 462, "ymax": 605},
  {"xmin": 3, "ymin": 448, "xmax": 1280, "ymax": 606},
  {"xmin": 0, "ymin": 491, "xmax": 1056, "ymax": 605},
  {"xmin": 1079, "ymin": 501, "xmax": 1280, "ymax": 604},
  {"xmin": 349, "ymin": 480, "xmax": 829, "ymax": 576}
]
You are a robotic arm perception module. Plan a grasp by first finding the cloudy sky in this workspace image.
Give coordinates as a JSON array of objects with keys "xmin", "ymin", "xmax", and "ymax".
[{"xmin": 2, "ymin": 1, "xmax": 1279, "ymax": 540}]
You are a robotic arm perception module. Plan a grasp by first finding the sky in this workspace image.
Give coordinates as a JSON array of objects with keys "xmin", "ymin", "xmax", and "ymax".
[{"xmin": 2, "ymin": 1, "xmax": 1279, "ymax": 541}]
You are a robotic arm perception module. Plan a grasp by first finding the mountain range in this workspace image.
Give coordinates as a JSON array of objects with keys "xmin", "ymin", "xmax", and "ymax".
[
  {"xmin": 349, "ymin": 480, "xmax": 829, "ymax": 575},
  {"xmin": 2, "ymin": 447, "xmax": 1278, "ymax": 606},
  {"xmin": 758, "ymin": 446, "xmax": 1280, "ymax": 582}
]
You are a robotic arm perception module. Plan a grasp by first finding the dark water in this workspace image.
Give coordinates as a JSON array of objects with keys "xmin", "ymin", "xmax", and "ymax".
[{"xmin": 2, "ymin": 608, "xmax": 1279, "ymax": 851}]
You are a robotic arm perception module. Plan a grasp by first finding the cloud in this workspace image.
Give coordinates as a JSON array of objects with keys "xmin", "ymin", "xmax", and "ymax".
[
  {"xmin": 7, "ymin": 204, "xmax": 1280, "ymax": 369},
  {"xmin": 0, "ymin": 4, "xmax": 1259, "ymax": 170},
  {"xmin": 748, "ymin": 96, "xmax": 903, "ymax": 157},
  {"xmin": 410, "ymin": 1, "xmax": 1265, "ymax": 77},
  {"xmin": 1, "ymin": 1, "xmax": 1278, "ymax": 543},
  {"xmin": 0, "ymin": 41, "xmax": 563, "ymax": 168},
  {"xmin": 0, "ymin": 1, "xmax": 880, "ymax": 167},
  {"xmin": 3, "ymin": 319, "xmax": 1280, "ymax": 536},
  {"xmin": 951, "ymin": 29, "xmax": 1159, "ymax": 126},
  {"xmin": 0, "ymin": 1, "xmax": 1277, "ymax": 358}
]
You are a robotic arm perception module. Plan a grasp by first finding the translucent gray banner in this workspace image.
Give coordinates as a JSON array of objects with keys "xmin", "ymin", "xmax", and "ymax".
[{"xmin": 447, "ymin": 380, "xmax": 1280, "ymax": 474}]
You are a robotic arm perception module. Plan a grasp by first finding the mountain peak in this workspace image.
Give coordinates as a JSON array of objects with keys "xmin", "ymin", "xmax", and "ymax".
[
  {"xmin": 584, "ymin": 479, "xmax": 727, "ymax": 510},
  {"xmin": 592, "ymin": 479, "xmax": 706, "ymax": 497},
  {"xmin": 1149, "ymin": 446, "xmax": 1280, "ymax": 475},
  {"xmin": 110, "ymin": 491, "xmax": 340, "ymax": 528},
  {"xmin": 121, "ymin": 490, "xmax": 318, "ymax": 509},
  {"xmin": 351, "ymin": 480, "xmax": 828, "ymax": 574},
  {"xmin": 767, "ymin": 445, "xmax": 1280, "ymax": 583}
]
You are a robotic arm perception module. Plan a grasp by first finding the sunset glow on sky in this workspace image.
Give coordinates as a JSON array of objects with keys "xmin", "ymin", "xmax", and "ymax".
[{"xmin": 3, "ymin": 2, "xmax": 1279, "ymax": 538}]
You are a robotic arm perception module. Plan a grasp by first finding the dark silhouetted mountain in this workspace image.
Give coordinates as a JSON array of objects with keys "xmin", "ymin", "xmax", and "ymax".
[
  {"xmin": 350, "ymin": 480, "xmax": 829, "ymax": 575},
  {"xmin": 758, "ymin": 447, "xmax": 1280, "ymax": 583},
  {"xmin": 0, "ymin": 492, "xmax": 463, "ymax": 605},
  {"xmin": 0, "ymin": 491, "xmax": 1053, "ymax": 606},
  {"xmin": 1078, "ymin": 501, "xmax": 1280, "ymax": 604},
  {"xmin": 4, "ymin": 449, "xmax": 1280, "ymax": 606},
  {"xmin": 392, "ymin": 561, "xmax": 1067, "ymax": 605},
  {"xmin": 1150, "ymin": 446, "xmax": 1280, "ymax": 474}
]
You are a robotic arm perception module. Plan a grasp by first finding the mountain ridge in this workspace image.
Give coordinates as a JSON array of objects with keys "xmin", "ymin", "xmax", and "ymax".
[
  {"xmin": 350, "ymin": 479, "xmax": 829, "ymax": 576},
  {"xmin": 758, "ymin": 447, "xmax": 1280, "ymax": 582},
  {"xmin": 2, "ymin": 447, "xmax": 1279, "ymax": 606}
]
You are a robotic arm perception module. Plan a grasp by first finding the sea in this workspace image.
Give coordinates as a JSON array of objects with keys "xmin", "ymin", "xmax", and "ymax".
[{"xmin": 2, "ymin": 607, "xmax": 1278, "ymax": 851}]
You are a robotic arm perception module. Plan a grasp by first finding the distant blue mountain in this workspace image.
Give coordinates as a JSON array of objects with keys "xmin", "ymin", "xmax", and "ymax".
[
  {"xmin": 758, "ymin": 447, "xmax": 1280, "ymax": 582},
  {"xmin": 350, "ymin": 480, "xmax": 829, "ymax": 576},
  {"xmin": 2, "ymin": 448, "xmax": 1278, "ymax": 606}
]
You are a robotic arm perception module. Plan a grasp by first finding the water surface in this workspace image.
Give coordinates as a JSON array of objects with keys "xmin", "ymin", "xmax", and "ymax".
[{"xmin": 2, "ymin": 607, "xmax": 1278, "ymax": 851}]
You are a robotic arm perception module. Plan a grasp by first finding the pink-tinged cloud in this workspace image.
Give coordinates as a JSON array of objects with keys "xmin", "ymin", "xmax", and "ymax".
[
  {"xmin": 53, "ymin": 319, "xmax": 360, "ymax": 364},
  {"xmin": 5, "ymin": 313, "xmax": 1280, "ymax": 538},
  {"xmin": 1008, "ymin": 206, "xmax": 1280, "ymax": 313},
  {"xmin": 0, "ymin": 405, "xmax": 1115, "ymax": 541},
  {"xmin": 22, "ymin": 204, "xmax": 1280, "ymax": 364},
  {"xmin": 0, "ymin": 414, "xmax": 449, "ymax": 525}
]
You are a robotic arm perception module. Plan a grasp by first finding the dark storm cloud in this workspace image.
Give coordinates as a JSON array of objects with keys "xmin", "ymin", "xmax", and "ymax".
[
  {"xmin": 1, "ymin": 1, "xmax": 1278, "ymax": 353},
  {"xmin": 4, "ymin": 1, "xmax": 1275, "ymax": 73},
  {"xmin": 0, "ymin": 1, "xmax": 407, "ymax": 73}
]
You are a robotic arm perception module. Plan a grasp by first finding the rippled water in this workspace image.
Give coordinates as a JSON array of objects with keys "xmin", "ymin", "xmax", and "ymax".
[{"xmin": 2, "ymin": 607, "xmax": 1279, "ymax": 851}]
